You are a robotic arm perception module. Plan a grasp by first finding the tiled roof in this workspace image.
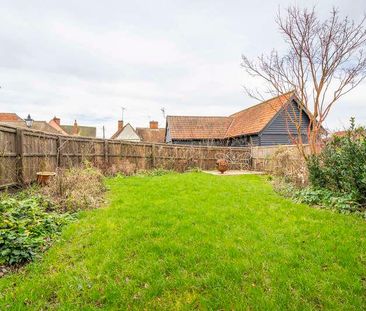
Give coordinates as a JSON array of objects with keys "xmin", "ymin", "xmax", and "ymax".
[
  {"xmin": 167, "ymin": 92, "xmax": 295, "ymax": 140},
  {"xmin": 333, "ymin": 130, "xmax": 347, "ymax": 137},
  {"xmin": 0, "ymin": 121, "xmax": 61, "ymax": 134},
  {"xmin": 0, "ymin": 113, "xmax": 23, "ymax": 122},
  {"xmin": 226, "ymin": 92, "xmax": 293, "ymax": 137},
  {"xmin": 167, "ymin": 116, "xmax": 233, "ymax": 140},
  {"xmin": 136, "ymin": 128, "xmax": 166, "ymax": 143},
  {"xmin": 61, "ymin": 125, "xmax": 96, "ymax": 138},
  {"xmin": 110, "ymin": 123, "xmax": 140, "ymax": 140},
  {"xmin": 332, "ymin": 130, "xmax": 366, "ymax": 137},
  {"xmin": 110, "ymin": 127, "xmax": 123, "ymax": 139},
  {"xmin": 48, "ymin": 119, "xmax": 69, "ymax": 135}
]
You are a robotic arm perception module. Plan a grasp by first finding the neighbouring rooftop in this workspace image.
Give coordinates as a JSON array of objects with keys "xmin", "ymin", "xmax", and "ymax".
[{"xmin": 167, "ymin": 92, "xmax": 294, "ymax": 141}]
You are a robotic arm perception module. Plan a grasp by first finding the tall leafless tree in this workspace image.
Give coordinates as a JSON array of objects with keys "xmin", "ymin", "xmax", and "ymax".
[{"xmin": 242, "ymin": 7, "xmax": 366, "ymax": 157}]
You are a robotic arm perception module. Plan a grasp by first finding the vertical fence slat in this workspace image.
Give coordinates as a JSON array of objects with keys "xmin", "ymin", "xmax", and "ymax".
[
  {"xmin": 104, "ymin": 140, "xmax": 109, "ymax": 164},
  {"xmin": 1, "ymin": 124, "xmax": 306, "ymax": 189},
  {"xmin": 15, "ymin": 128, "xmax": 24, "ymax": 185},
  {"xmin": 151, "ymin": 144, "xmax": 156, "ymax": 168},
  {"xmin": 57, "ymin": 136, "xmax": 62, "ymax": 167}
]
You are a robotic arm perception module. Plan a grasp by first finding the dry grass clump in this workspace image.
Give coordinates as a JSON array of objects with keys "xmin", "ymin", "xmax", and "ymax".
[
  {"xmin": 95, "ymin": 159, "xmax": 137, "ymax": 176},
  {"xmin": 108, "ymin": 159, "xmax": 137, "ymax": 176},
  {"xmin": 42, "ymin": 163, "xmax": 106, "ymax": 212},
  {"xmin": 267, "ymin": 146, "xmax": 308, "ymax": 186}
]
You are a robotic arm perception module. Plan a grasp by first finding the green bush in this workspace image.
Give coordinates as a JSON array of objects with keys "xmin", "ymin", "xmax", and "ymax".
[
  {"xmin": 0, "ymin": 194, "xmax": 72, "ymax": 265},
  {"xmin": 294, "ymin": 187, "xmax": 361, "ymax": 214},
  {"xmin": 307, "ymin": 118, "xmax": 366, "ymax": 207},
  {"xmin": 0, "ymin": 164, "xmax": 106, "ymax": 268},
  {"xmin": 272, "ymin": 178, "xmax": 363, "ymax": 217}
]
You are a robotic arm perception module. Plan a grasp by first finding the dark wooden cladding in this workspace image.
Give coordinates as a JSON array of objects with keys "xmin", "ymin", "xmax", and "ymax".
[{"xmin": 0, "ymin": 123, "xmax": 305, "ymax": 188}]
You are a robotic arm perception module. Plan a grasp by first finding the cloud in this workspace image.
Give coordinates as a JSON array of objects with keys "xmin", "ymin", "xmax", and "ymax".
[{"xmin": 0, "ymin": 0, "xmax": 365, "ymax": 138}]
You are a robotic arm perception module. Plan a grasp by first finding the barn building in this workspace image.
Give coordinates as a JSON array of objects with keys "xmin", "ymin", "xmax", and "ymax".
[{"xmin": 165, "ymin": 92, "xmax": 311, "ymax": 146}]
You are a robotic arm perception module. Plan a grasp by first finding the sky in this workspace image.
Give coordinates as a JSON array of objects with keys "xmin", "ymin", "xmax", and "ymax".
[{"xmin": 0, "ymin": 0, "xmax": 365, "ymax": 138}]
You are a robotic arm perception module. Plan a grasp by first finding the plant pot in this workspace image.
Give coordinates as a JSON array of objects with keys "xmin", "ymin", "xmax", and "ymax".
[
  {"xmin": 36, "ymin": 171, "xmax": 56, "ymax": 186},
  {"xmin": 216, "ymin": 159, "xmax": 229, "ymax": 174}
]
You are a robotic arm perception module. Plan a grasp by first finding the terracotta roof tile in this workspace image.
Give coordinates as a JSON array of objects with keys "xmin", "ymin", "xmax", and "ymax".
[
  {"xmin": 136, "ymin": 128, "xmax": 165, "ymax": 143},
  {"xmin": 0, "ymin": 113, "xmax": 23, "ymax": 122},
  {"xmin": 333, "ymin": 130, "xmax": 347, "ymax": 137},
  {"xmin": 48, "ymin": 119, "xmax": 69, "ymax": 135},
  {"xmin": 0, "ymin": 121, "xmax": 61, "ymax": 134},
  {"xmin": 167, "ymin": 92, "xmax": 295, "ymax": 140},
  {"xmin": 167, "ymin": 116, "xmax": 233, "ymax": 140},
  {"xmin": 61, "ymin": 125, "xmax": 96, "ymax": 137},
  {"xmin": 226, "ymin": 92, "xmax": 293, "ymax": 137}
]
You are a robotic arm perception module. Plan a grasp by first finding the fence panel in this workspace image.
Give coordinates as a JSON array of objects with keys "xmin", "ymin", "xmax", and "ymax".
[
  {"xmin": 0, "ymin": 125, "xmax": 17, "ymax": 187},
  {"xmin": 0, "ymin": 124, "xmax": 307, "ymax": 188},
  {"xmin": 22, "ymin": 131, "xmax": 58, "ymax": 183},
  {"xmin": 251, "ymin": 145, "xmax": 309, "ymax": 171}
]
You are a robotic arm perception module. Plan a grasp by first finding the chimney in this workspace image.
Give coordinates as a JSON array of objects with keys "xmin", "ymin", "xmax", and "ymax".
[
  {"xmin": 118, "ymin": 120, "xmax": 124, "ymax": 130},
  {"xmin": 53, "ymin": 116, "xmax": 60, "ymax": 126},
  {"xmin": 150, "ymin": 121, "xmax": 158, "ymax": 129},
  {"xmin": 72, "ymin": 120, "xmax": 79, "ymax": 135}
]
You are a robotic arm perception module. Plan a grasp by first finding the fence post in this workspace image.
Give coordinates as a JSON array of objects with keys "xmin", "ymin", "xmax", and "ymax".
[
  {"xmin": 15, "ymin": 128, "xmax": 24, "ymax": 185},
  {"xmin": 151, "ymin": 144, "xmax": 156, "ymax": 168},
  {"xmin": 104, "ymin": 140, "xmax": 109, "ymax": 164},
  {"xmin": 56, "ymin": 136, "xmax": 62, "ymax": 167}
]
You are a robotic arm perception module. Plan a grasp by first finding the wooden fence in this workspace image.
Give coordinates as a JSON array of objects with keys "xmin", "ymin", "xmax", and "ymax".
[
  {"xmin": 0, "ymin": 124, "xmax": 253, "ymax": 188},
  {"xmin": 0, "ymin": 124, "xmax": 308, "ymax": 188},
  {"xmin": 251, "ymin": 144, "xmax": 310, "ymax": 171}
]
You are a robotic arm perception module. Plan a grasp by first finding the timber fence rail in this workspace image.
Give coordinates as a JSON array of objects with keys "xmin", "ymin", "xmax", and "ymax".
[
  {"xmin": 0, "ymin": 124, "xmax": 253, "ymax": 188},
  {"xmin": 0, "ymin": 124, "xmax": 307, "ymax": 188}
]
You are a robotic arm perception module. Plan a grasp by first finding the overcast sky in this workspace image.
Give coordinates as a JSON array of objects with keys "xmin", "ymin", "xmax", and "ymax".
[{"xmin": 0, "ymin": 0, "xmax": 365, "ymax": 137}]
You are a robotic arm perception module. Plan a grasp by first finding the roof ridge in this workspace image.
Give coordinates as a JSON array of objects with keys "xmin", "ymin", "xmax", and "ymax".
[
  {"xmin": 224, "ymin": 118, "xmax": 235, "ymax": 137},
  {"xmin": 225, "ymin": 91, "xmax": 294, "ymax": 137},
  {"xmin": 136, "ymin": 127, "xmax": 164, "ymax": 129},
  {"xmin": 229, "ymin": 91, "xmax": 294, "ymax": 117},
  {"xmin": 167, "ymin": 115, "xmax": 232, "ymax": 119}
]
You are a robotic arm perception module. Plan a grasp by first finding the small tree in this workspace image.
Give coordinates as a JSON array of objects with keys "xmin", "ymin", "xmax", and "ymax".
[{"xmin": 242, "ymin": 7, "xmax": 366, "ymax": 156}]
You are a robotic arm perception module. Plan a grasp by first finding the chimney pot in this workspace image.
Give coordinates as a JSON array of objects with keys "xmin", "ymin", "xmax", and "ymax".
[
  {"xmin": 53, "ymin": 116, "xmax": 60, "ymax": 126},
  {"xmin": 72, "ymin": 120, "xmax": 79, "ymax": 135},
  {"xmin": 118, "ymin": 120, "xmax": 124, "ymax": 130},
  {"xmin": 150, "ymin": 121, "xmax": 158, "ymax": 129}
]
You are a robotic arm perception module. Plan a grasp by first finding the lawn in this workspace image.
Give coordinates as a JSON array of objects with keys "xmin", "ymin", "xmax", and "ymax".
[{"xmin": 0, "ymin": 172, "xmax": 365, "ymax": 310}]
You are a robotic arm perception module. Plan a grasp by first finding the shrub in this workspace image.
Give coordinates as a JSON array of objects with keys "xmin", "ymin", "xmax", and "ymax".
[
  {"xmin": 273, "ymin": 119, "xmax": 366, "ymax": 217},
  {"xmin": 272, "ymin": 178, "xmax": 364, "ymax": 217},
  {"xmin": 102, "ymin": 159, "xmax": 137, "ymax": 176},
  {"xmin": 267, "ymin": 146, "xmax": 308, "ymax": 186},
  {"xmin": 0, "ymin": 164, "xmax": 106, "ymax": 268},
  {"xmin": 295, "ymin": 187, "xmax": 363, "ymax": 215},
  {"xmin": 0, "ymin": 194, "xmax": 72, "ymax": 265},
  {"xmin": 271, "ymin": 177, "xmax": 298, "ymax": 197},
  {"xmin": 42, "ymin": 163, "xmax": 106, "ymax": 212},
  {"xmin": 307, "ymin": 119, "xmax": 366, "ymax": 206}
]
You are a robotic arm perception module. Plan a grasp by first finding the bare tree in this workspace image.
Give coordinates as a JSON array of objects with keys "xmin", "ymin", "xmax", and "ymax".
[{"xmin": 242, "ymin": 7, "xmax": 366, "ymax": 156}]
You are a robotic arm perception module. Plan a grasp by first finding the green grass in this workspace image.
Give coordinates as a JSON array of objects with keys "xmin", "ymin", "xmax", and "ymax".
[{"xmin": 0, "ymin": 173, "xmax": 365, "ymax": 310}]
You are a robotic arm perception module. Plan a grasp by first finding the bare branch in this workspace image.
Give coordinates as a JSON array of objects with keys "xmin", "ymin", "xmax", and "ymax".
[{"xmin": 242, "ymin": 6, "xmax": 366, "ymax": 155}]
